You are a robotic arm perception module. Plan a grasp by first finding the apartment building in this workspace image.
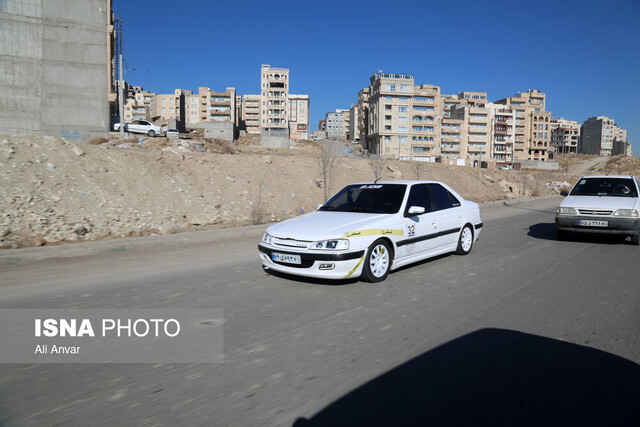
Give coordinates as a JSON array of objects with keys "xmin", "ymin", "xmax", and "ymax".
[
  {"xmin": 288, "ymin": 94, "xmax": 310, "ymax": 140},
  {"xmin": 449, "ymin": 94, "xmax": 491, "ymax": 166},
  {"xmin": 242, "ymin": 94, "xmax": 261, "ymax": 134},
  {"xmin": 580, "ymin": 116, "xmax": 630, "ymax": 156},
  {"xmin": 550, "ymin": 118, "xmax": 580, "ymax": 154},
  {"xmin": 367, "ymin": 72, "xmax": 418, "ymax": 159},
  {"xmin": 123, "ymin": 86, "xmax": 155, "ymax": 122},
  {"xmin": 195, "ymin": 87, "xmax": 237, "ymax": 125},
  {"xmin": 494, "ymin": 90, "xmax": 551, "ymax": 162},
  {"xmin": 349, "ymin": 104, "xmax": 360, "ymax": 142},
  {"xmin": 260, "ymin": 64, "xmax": 289, "ymax": 140},
  {"xmin": 357, "ymin": 88, "xmax": 370, "ymax": 147},
  {"xmin": 184, "ymin": 90, "xmax": 199, "ymax": 125},
  {"xmin": 326, "ymin": 109, "xmax": 348, "ymax": 140}
]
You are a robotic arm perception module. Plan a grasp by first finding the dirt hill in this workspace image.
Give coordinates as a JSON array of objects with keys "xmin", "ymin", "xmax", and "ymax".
[{"xmin": 1, "ymin": 134, "xmax": 637, "ymax": 249}]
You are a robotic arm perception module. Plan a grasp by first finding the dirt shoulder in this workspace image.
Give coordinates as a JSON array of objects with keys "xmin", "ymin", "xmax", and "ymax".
[{"xmin": 1, "ymin": 134, "xmax": 637, "ymax": 249}]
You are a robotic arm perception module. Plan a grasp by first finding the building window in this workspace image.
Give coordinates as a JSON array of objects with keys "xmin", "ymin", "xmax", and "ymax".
[
  {"xmin": 398, "ymin": 117, "xmax": 408, "ymax": 123},
  {"xmin": 398, "ymin": 106, "xmax": 407, "ymax": 113},
  {"xmin": 399, "ymin": 136, "xmax": 407, "ymax": 143},
  {"xmin": 386, "ymin": 84, "xmax": 396, "ymax": 91},
  {"xmin": 400, "ymin": 85, "xmax": 411, "ymax": 92},
  {"xmin": 398, "ymin": 127, "xmax": 408, "ymax": 133}
]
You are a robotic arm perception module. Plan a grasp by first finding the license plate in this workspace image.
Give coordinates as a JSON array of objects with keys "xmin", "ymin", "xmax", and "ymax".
[
  {"xmin": 578, "ymin": 220, "xmax": 608, "ymax": 227},
  {"xmin": 272, "ymin": 252, "xmax": 301, "ymax": 264}
]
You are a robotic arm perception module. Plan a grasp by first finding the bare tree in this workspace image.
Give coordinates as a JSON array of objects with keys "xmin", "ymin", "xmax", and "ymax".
[
  {"xmin": 413, "ymin": 161, "xmax": 424, "ymax": 180},
  {"xmin": 370, "ymin": 156, "xmax": 387, "ymax": 181},
  {"xmin": 316, "ymin": 141, "xmax": 340, "ymax": 201},
  {"xmin": 558, "ymin": 154, "xmax": 574, "ymax": 175}
]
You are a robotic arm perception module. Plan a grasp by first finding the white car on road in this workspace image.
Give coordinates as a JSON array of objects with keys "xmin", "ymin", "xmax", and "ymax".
[
  {"xmin": 555, "ymin": 175, "xmax": 640, "ymax": 245},
  {"xmin": 258, "ymin": 181, "xmax": 483, "ymax": 282},
  {"xmin": 113, "ymin": 120, "xmax": 162, "ymax": 137}
]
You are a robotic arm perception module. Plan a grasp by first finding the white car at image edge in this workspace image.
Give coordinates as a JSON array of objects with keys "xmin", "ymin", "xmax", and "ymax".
[
  {"xmin": 555, "ymin": 174, "xmax": 640, "ymax": 245},
  {"xmin": 258, "ymin": 180, "xmax": 483, "ymax": 282}
]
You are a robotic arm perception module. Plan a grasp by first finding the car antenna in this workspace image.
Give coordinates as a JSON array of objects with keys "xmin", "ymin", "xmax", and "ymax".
[{"xmin": 374, "ymin": 177, "xmax": 381, "ymax": 184}]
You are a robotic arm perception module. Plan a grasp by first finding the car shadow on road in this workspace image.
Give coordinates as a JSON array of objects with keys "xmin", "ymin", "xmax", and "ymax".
[
  {"xmin": 293, "ymin": 328, "xmax": 640, "ymax": 426},
  {"xmin": 263, "ymin": 267, "xmax": 359, "ymax": 286},
  {"xmin": 528, "ymin": 223, "xmax": 632, "ymax": 245}
]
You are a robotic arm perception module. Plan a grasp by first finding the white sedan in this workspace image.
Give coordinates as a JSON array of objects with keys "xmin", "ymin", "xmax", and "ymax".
[
  {"xmin": 113, "ymin": 120, "xmax": 163, "ymax": 137},
  {"xmin": 258, "ymin": 180, "xmax": 483, "ymax": 282},
  {"xmin": 555, "ymin": 175, "xmax": 640, "ymax": 245}
]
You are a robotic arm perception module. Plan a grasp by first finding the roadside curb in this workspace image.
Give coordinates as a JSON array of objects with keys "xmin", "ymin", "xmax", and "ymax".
[
  {"xmin": 1, "ymin": 196, "xmax": 564, "ymax": 267},
  {"xmin": 479, "ymin": 194, "xmax": 562, "ymax": 207},
  {"xmin": 0, "ymin": 224, "xmax": 268, "ymax": 267}
]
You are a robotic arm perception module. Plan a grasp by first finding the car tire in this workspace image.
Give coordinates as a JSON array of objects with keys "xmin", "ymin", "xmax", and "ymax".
[
  {"xmin": 556, "ymin": 228, "xmax": 568, "ymax": 241},
  {"xmin": 147, "ymin": 130, "xmax": 155, "ymax": 137},
  {"xmin": 631, "ymin": 232, "xmax": 640, "ymax": 246},
  {"xmin": 455, "ymin": 224, "xmax": 474, "ymax": 255},
  {"xmin": 361, "ymin": 239, "xmax": 392, "ymax": 282}
]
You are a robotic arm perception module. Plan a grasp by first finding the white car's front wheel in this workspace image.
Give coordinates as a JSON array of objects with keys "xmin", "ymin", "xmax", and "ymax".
[
  {"xmin": 361, "ymin": 239, "xmax": 391, "ymax": 282},
  {"xmin": 147, "ymin": 130, "xmax": 156, "ymax": 137},
  {"xmin": 455, "ymin": 224, "xmax": 474, "ymax": 255}
]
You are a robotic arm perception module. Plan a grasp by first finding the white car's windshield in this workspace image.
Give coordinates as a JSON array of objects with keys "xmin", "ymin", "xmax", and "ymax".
[
  {"xmin": 570, "ymin": 177, "xmax": 638, "ymax": 198},
  {"xmin": 319, "ymin": 184, "xmax": 407, "ymax": 214}
]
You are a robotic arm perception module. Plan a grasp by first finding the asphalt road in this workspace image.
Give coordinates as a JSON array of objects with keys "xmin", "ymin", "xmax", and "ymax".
[{"xmin": 1, "ymin": 197, "xmax": 639, "ymax": 426}]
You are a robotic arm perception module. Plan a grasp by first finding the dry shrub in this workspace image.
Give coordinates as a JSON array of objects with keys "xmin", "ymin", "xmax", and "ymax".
[
  {"xmin": 204, "ymin": 138, "xmax": 236, "ymax": 154},
  {"xmin": 88, "ymin": 137, "xmax": 109, "ymax": 145}
]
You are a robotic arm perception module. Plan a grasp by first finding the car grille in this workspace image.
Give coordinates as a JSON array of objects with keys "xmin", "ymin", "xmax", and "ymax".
[
  {"xmin": 272, "ymin": 237, "xmax": 313, "ymax": 249},
  {"xmin": 578, "ymin": 209, "xmax": 613, "ymax": 216}
]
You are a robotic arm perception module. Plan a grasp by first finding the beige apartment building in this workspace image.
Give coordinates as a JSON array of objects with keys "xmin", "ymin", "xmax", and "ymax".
[
  {"xmin": 261, "ymin": 64, "xmax": 289, "ymax": 138},
  {"xmin": 550, "ymin": 118, "xmax": 580, "ymax": 154},
  {"xmin": 357, "ymin": 88, "xmax": 370, "ymax": 147},
  {"xmin": 196, "ymin": 86, "xmax": 237, "ymax": 125},
  {"xmin": 288, "ymin": 94, "xmax": 310, "ymax": 140},
  {"xmin": 494, "ymin": 90, "xmax": 551, "ymax": 162},
  {"xmin": 242, "ymin": 94, "xmax": 261, "ymax": 134},
  {"xmin": 184, "ymin": 90, "xmax": 199, "ymax": 125},
  {"xmin": 349, "ymin": 104, "xmax": 360, "ymax": 142},
  {"xmin": 123, "ymin": 86, "xmax": 155, "ymax": 122}
]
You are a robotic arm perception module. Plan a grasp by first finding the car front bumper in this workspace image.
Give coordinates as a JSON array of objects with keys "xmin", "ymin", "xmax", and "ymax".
[
  {"xmin": 555, "ymin": 215, "xmax": 640, "ymax": 236},
  {"xmin": 258, "ymin": 244, "xmax": 366, "ymax": 280}
]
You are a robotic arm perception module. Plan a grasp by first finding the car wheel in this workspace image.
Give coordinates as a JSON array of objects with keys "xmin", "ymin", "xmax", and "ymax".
[
  {"xmin": 556, "ymin": 228, "xmax": 568, "ymax": 241},
  {"xmin": 361, "ymin": 239, "xmax": 392, "ymax": 282},
  {"xmin": 455, "ymin": 224, "xmax": 473, "ymax": 255},
  {"xmin": 147, "ymin": 130, "xmax": 155, "ymax": 137},
  {"xmin": 631, "ymin": 232, "xmax": 640, "ymax": 246}
]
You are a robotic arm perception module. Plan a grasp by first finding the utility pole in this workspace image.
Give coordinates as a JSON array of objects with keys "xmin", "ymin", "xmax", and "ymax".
[{"xmin": 118, "ymin": 53, "xmax": 124, "ymax": 133}]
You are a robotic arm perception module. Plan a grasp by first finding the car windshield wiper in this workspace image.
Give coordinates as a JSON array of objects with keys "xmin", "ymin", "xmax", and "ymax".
[{"xmin": 343, "ymin": 207, "xmax": 382, "ymax": 214}]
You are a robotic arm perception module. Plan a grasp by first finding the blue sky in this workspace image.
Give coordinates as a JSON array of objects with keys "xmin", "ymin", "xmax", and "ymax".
[{"xmin": 115, "ymin": 0, "xmax": 640, "ymax": 155}]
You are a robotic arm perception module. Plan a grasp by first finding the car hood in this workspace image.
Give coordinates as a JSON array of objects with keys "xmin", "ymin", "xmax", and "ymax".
[
  {"xmin": 266, "ymin": 211, "xmax": 400, "ymax": 241},
  {"xmin": 560, "ymin": 195, "xmax": 638, "ymax": 210}
]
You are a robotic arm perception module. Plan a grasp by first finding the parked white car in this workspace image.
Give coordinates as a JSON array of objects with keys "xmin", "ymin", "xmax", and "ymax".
[
  {"xmin": 113, "ymin": 120, "xmax": 162, "ymax": 137},
  {"xmin": 555, "ymin": 175, "xmax": 640, "ymax": 245},
  {"xmin": 258, "ymin": 181, "xmax": 483, "ymax": 282}
]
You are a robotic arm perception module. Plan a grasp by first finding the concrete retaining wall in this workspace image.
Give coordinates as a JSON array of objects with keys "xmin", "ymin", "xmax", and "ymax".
[
  {"xmin": 0, "ymin": 0, "xmax": 109, "ymax": 140},
  {"xmin": 521, "ymin": 160, "xmax": 560, "ymax": 170},
  {"xmin": 261, "ymin": 128, "xmax": 289, "ymax": 148}
]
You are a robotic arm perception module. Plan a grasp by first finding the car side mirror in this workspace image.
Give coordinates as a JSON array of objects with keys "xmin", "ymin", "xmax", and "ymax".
[
  {"xmin": 406, "ymin": 206, "xmax": 425, "ymax": 216},
  {"xmin": 317, "ymin": 203, "xmax": 323, "ymax": 210},
  {"xmin": 560, "ymin": 190, "xmax": 569, "ymax": 197}
]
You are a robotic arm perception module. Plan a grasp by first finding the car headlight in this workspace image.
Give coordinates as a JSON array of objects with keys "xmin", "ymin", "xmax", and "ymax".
[
  {"xmin": 262, "ymin": 232, "xmax": 272, "ymax": 243},
  {"xmin": 311, "ymin": 239, "xmax": 349, "ymax": 250},
  {"xmin": 613, "ymin": 209, "xmax": 639, "ymax": 217},
  {"xmin": 556, "ymin": 207, "xmax": 576, "ymax": 215}
]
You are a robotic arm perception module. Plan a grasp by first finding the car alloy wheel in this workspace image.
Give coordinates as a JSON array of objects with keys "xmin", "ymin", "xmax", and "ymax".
[
  {"xmin": 362, "ymin": 239, "xmax": 391, "ymax": 282},
  {"xmin": 455, "ymin": 225, "xmax": 473, "ymax": 255},
  {"xmin": 147, "ymin": 130, "xmax": 155, "ymax": 137}
]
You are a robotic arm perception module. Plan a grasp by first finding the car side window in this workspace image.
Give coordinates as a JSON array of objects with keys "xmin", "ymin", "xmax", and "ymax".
[
  {"xmin": 427, "ymin": 184, "xmax": 459, "ymax": 211},
  {"xmin": 405, "ymin": 184, "xmax": 431, "ymax": 215}
]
